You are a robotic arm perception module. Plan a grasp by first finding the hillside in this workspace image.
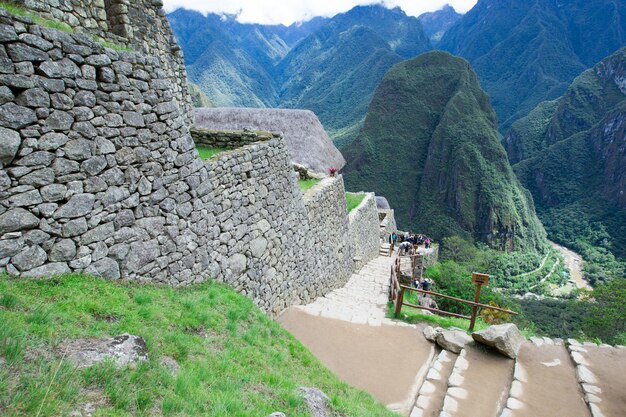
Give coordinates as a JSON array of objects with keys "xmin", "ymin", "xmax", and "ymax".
[
  {"xmin": 440, "ymin": 0, "xmax": 626, "ymax": 133},
  {"xmin": 510, "ymin": 47, "xmax": 626, "ymax": 274},
  {"xmin": 343, "ymin": 51, "xmax": 546, "ymax": 252},
  {"xmin": 168, "ymin": 5, "xmax": 432, "ymax": 147},
  {"xmin": 0, "ymin": 274, "xmax": 396, "ymax": 417}
]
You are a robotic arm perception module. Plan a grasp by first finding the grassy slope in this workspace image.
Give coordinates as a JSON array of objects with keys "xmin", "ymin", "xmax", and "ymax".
[
  {"xmin": 343, "ymin": 51, "xmax": 546, "ymax": 252},
  {"xmin": 0, "ymin": 275, "xmax": 396, "ymax": 417},
  {"xmin": 345, "ymin": 193, "xmax": 365, "ymax": 213}
]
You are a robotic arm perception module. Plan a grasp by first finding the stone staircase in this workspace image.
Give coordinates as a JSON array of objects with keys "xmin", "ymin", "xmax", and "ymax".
[
  {"xmin": 408, "ymin": 338, "xmax": 626, "ymax": 417},
  {"xmin": 380, "ymin": 242, "xmax": 393, "ymax": 256}
]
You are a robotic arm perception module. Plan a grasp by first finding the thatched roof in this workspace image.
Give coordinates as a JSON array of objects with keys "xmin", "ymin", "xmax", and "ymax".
[{"xmin": 193, "ymin": 108, "xmax": 345, "ymax": 173}]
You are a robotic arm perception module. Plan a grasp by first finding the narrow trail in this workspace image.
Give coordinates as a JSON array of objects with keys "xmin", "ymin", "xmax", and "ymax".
[
  {"xmin": 549, "ymin": 240, "xmax": 591, "ymax": 290},
  {"xmin": 278, "ymin": 254, "xmax": 435, "ymax": 416},
  {"xmin": 529, "ymin": 257, "xmax": 560, "ymax": 290},
  {"xmin": 513, "ymin": 252, "xmax": 550, "ymax": 278}
]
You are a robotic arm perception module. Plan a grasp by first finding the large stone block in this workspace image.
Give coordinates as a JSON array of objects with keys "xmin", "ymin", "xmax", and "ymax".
[
  {"xmin": 0, "ymin": 208, "xmax": 40, "ymax": 234},
  {"xmin": 0, "ymin": 126, "xmax": 20, "ymax": 166},
  {"xmin": 472, "ymin": 323, "xmax": 524, "ymax": 359}
]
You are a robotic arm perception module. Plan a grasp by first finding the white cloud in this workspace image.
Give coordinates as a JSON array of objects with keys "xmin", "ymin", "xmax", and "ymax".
[{"xmin": 162, "ymin": 0, "xmax": 477, "ymax": 25}]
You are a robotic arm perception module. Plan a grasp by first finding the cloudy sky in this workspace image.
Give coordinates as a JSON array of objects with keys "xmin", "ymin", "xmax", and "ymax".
[{"xmin": 162, "ymin": 0, "xmax": 477, "ymax": 25}]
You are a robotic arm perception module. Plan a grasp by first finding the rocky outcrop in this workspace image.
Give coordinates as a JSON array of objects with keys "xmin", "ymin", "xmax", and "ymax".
[
  {"xmin": 298, "ymin": 387, "xmax": 333, "ymax": 417},
  {"xmin": 472, "ymin": 323, "xmax": 524, "ymax": 358},
  {"xmin": 59, "ymin": 334, "xmax": 148, "ymax": 368},
  {"xmin": 193, "ymin": 108, "xmax": 345, "ymax": 174}
]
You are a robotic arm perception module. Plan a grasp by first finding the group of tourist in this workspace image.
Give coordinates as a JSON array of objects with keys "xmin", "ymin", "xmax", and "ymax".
[{"xmin": 390, "ymin": 231, "xmax": 433, "ymax": 254}]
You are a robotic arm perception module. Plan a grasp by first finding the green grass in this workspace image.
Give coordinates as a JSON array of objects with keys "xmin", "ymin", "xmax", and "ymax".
[
  {"xmin": 196, "ymin": 146, "xmax": 228, "ymax": 160},
  {"xmin": 345, "ymin": 192, "xmax": 365, "ymax": 213},
  {"xmin": 298, "ymin": 178, "xmax": 319, "ymax": 192},
  {"xmin": 93, "ymin": 38, "xmax": 133, "ymax": 52},
  {"xmin": 0, "ymin": 1, "xmax": 73, "ymax": 32},
  {"xmin": 0, "ymin": 274, "xmax": 396, "ymax": 417}
]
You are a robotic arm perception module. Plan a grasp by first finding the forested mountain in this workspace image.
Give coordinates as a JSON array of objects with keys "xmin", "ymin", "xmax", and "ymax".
[
  {"xmin": 343, "ymin": 52, "xmax": 546, "ymax": 252},
  {"xmin": 440, "ymin": 0, "xmax": 626, "ymax": 133},
  {"xmin": 509, "ymin": 47, "xmax": 626, "ymax": 276},
  {"xmin": 417, "ymin": 4, "xmax": 462, "ymax": 45},
  {"xmin": 168, "ymin": 5, "xmax": 431, "ymax": 147}
]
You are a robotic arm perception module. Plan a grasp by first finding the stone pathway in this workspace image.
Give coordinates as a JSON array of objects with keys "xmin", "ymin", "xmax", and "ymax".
[
  {"xmin": 279, "ymin": 254, "xmax": 436, "ymax": 416},
  {"xmin": 291, "ymin": 255, "xmax": 394, "ymax": 325}
]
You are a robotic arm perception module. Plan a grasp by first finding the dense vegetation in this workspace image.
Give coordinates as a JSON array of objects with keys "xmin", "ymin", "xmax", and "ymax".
[
  {"xmin": 343, "ymin": 52, "xmax": 546, "ymax": 252},
  {"xmin": 508, "ymin": 47, "xmax": 626, "ymax": 283},
  {"xmin": 168, "ymin": 5, "xmax": 431, "ymax": 148},
  {"xmin": 423, "ymin": 237, "xmax": 625, "ymax": 345},
  {"xmin": 440, "ymin": 0, "xmax": 626, "ymax": 133},
  {"xmin": 0, "ymin": 275, "xmax": 397, "ymax": 417}
]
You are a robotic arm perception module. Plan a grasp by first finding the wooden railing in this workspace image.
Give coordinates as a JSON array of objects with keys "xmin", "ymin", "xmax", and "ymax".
[{"xmin": 389, "ymin": 256, "xmax": 517, "ymax": 331}]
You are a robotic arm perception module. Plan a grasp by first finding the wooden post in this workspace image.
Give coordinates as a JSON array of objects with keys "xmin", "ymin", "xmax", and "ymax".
[
  {"xmin": 469, "ymin": 273, "xmax": 490, "ymax": 331},
  {"xmin": 395, "ymin": 287, "xmax": 404, "ymax": 317}
]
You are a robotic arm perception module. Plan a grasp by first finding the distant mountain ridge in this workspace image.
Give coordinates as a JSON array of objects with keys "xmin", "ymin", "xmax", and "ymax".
[
  {"xmin": 343, "ymin": 51, "xmax": 547, "ymax": 252},
  {"xmin": 417, "ymin": 4, "xmax": 462, "ymax": 45},
  {"xmin": 510, "ymin": 47, "xmax": 626, "ymax": 261},
  {"xmin": 439, "ymin": 0, "xmax": 626, "ymax": 133},
  {"xmin": 168, "ymin": 5, "xmax": 431, "ymax": 147}
]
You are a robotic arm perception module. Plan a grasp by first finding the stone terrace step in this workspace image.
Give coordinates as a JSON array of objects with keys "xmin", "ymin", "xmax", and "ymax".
[
  {"xmin": 503, "ymin": 339, "xmax": 590, "ymax": 417},
  {"xmin": 411, "ymin": 349, "xmax": 459, "ymax": 417},
  {"xmin": 439, "ymin": 345, "xmax": 513, "ymax": 417},
  {"xmin": 568, "ymin": 341, "xmax": 626, "ymax": 417}
]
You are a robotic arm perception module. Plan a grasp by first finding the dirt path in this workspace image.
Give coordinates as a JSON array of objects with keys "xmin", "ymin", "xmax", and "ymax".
[
  {"xmin": 549, "ymin": 241, "xmax": 591, "ymax": 290},
  {"xmin": 278, "ymin": 309, "xmax": 434, "ymax": 412},
  {"xmin": 510, "ymin": 341, "xmax": 591, "ymax": 417},
  {"xmin": 444, "ymin": 346, "xmax": 513, "ymax": 417},
  {"xmin": 277, "ymin": 255, "xmax": 436, "ymax": 416},
  {"xmin": 578, "ymin": 344, "xmax": 626, "ymax": 417}
]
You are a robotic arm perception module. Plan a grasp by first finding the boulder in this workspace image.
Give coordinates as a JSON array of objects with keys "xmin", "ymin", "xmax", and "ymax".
[
  {"xmin": 299, "ymin": 387, "xmax": 332, "ymax": 417},
  {"xmin": 422, "ymin": 325, "xmax": 442, "ymax": 343},
  {"xmin": 59, "ymin": 334, "xmax": 148, "ymax": 368},
  {"xmin": 436, "ymin": 328, "xmax": 473, "ymax": 354},
  {"xmin": 472, "ymin": 323, "xmax": 524, "ymax": 359}
]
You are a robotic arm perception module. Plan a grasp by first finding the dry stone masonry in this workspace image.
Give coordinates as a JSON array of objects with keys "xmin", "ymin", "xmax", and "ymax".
[
  {"xmin": 348, "ymin": 192, "xmax": 380, "ymax": 270},
  {"xmin": 0, "ymin": 5, "xmax": 387, "ymax": 315}
]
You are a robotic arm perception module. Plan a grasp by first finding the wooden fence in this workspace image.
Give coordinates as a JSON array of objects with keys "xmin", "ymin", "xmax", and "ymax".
[{"xmin": 389, "ymin": 254, "xmax": 517, "ymax": 331}]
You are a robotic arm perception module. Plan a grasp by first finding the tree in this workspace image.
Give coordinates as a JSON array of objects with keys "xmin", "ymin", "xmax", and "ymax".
[{"xmin": 584, "ymin": 278, "xmax": 626, "ymax": 344}]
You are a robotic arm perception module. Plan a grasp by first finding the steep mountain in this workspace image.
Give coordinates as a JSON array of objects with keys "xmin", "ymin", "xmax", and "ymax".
[
  {"xmin": 168, "ymin": 5, "xmax": 432, "ymax": 146},
  {"xmin": 440, "ymin": 0, "xmax": 626, "ymax": 133},
  {"xmin": 168, "ymin": 8, "xmax": 322, "ymax": 108},
  {"xmin": 417, "ymin": 4, "xmax": 462, "ymax": 45},
  {"xmin": 277, "ymin": 6, "xmax": 431, "ymax": 148},
  {"xmin": 343, "ymin": 52, "xmax": 546, "ymax": 252},
  {"xmin": 510, "ymin": 47, "xmax": 626, "ymax": 259}
]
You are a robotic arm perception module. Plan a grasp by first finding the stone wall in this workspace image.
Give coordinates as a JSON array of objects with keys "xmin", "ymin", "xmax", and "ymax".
[
  {"xmin": 303, "ymin": 177, "xmax": 354, "ymax": 295},
  {"xmin": 0, "ymin": 12, "xmax": 385, "ymax": 316},
  {"xmin": 348, "ymin": 192, "xmax": 380, "ymax": 270},
  {"xmin": 11, "ymin": 0, "xmax": 192, "ymax": 126},
  {"xmin": 191, "ymin": 128, "xmax": 276, "ymax": 150}
]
